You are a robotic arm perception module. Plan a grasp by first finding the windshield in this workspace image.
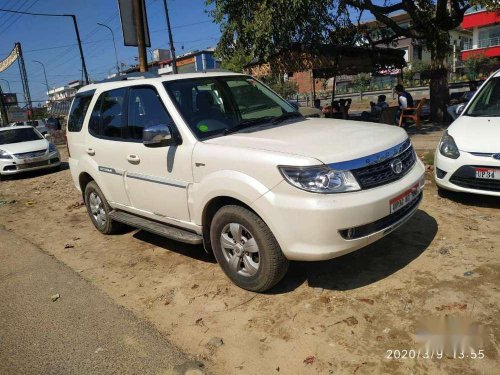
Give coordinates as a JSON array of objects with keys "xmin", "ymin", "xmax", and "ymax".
[
  {"xmin": 163, "ymin": 76, "xmax": 300, "ymax": 140},
  {"xmin": 0, "ymin": 128, "xmax": 43, "ymax": 145},
  {"xmin": 464, "ymin": 76, "xmax": 500, "ymax": 117}
]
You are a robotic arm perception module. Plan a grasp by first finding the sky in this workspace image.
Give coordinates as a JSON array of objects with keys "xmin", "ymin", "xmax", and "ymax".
[{"xmin": 0, "ymin": 0, "xmax": 222, "ymax": 106}]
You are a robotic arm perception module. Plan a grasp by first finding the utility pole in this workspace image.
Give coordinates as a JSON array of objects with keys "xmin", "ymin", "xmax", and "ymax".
[
  {"xmin": 0, "ymin": 9, "xmax": 89, "ymax": 85},
  {"xmin": 97, "ymin": 22, "xmax": 120, "ymax": 74},
  {"xmin": 0, "ymin": 84, "xmax": 9, "ymax": 126},
  {"xmin": 132, "ymin": 0, "xmax": 148, "ymax": 72},
  {"xmin": 69, "ymin": 15, "xmax": 89, "ymax": 84},
  {"xmin": 162, "ymin": 0, "xmax": 177, "ymax": 74}
]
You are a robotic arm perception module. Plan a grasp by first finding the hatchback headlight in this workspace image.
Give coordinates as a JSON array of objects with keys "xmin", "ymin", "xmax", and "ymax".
[
  {"xmin": 49, "ymin": 143, "xmax": 58, "ymax": 153},
  {"xmin": 279, "ymin": 165, "xmax": 360, "ymax": 193},
  {"xmin": 439, "ymin": 131, "xmax": 460, "ymax": 159},
  {"xmin": 0, "ymin": 149, "xmax": 12, "ymax": 159}
]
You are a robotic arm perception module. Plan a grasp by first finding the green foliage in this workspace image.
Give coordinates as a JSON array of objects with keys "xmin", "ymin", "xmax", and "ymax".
[
  {"xmin": 463, "ymin": 53, "xmax": 490, "ymax": 80},
  {"xmin": 352, "ymin": 73, "xmax": 371, "ymax": 92},
  {"xmin": 219, "ymin": 49, "xmax": 253, "ymax": 73},
  {"xmin": 267, "ymin": 80, "xmax": 299, "ymax": 99}
]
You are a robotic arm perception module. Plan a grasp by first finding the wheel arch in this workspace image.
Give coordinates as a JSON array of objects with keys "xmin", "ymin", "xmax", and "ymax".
[{"xmin": 201, "ymin": 196, "xmax": 260, "ymax": 255}]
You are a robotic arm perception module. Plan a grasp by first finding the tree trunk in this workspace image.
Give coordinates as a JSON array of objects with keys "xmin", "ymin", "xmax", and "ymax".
[{"xmin": 429, "ymin": 52, "xmax": 449, "ymax": 123}]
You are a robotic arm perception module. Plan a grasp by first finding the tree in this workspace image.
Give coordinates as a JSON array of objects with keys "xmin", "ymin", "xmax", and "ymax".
[
  {"xmin": 342, "ymin": 0, "xmax": 498, "ymax": 121},
  {"xmin": 207, "ymin": 0, "xmax": 498, "ymax": 122},
  {"xmin": 463, "ymin": 52, "xmax": 490, "ymax": 80}
]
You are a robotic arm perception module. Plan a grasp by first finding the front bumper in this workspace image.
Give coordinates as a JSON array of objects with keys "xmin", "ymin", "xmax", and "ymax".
[
  {"xmin": 252, "ymin": 160, "xmax": 426, "ymax": 261},
  {"xmin": 434, "ymin": 148, "xmax": 500, "ymax": 197},
  {"xmin": 0, "ymin": 152, "xmax": 60, "ymax": 175}
]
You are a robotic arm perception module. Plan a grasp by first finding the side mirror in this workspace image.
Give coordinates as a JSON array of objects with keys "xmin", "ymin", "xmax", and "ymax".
[
  {"xmin": 44, "ymin": 133, "xmax": 53, "ymax": 142},
  {"xmin": 143, "ymin": 124, "xmax": 177, "ymax": 147},
  {"xmin": 456, "ymin": 104, "xmax": 465, "ymax": 116}
]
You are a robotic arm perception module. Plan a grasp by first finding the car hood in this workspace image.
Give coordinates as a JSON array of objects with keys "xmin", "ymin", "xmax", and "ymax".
[
  {"xmin": 449, "ymin": 115, "xmax": 500, "ymax": 153},
  {"xmin": 0, "ymin": 139, "xmax": 48, "ymax": 155},
  {"xmin": 204, "ymin": 118, "xmax": 408, "ymax": 164}
]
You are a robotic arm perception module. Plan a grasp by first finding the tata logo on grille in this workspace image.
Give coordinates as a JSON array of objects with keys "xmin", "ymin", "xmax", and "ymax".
[
  {"xmin": 493, "ymin": 153, "xmax": 500, "ymax": 160},
  {"xmin": 390, "ymin": 158, "xmax": 403, "ymax": 174}
]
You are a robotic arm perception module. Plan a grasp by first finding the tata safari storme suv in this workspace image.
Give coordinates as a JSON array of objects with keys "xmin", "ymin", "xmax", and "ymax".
[{"xmin": 67, "ymin": 72, "xmax": 425, "ymax": 292}]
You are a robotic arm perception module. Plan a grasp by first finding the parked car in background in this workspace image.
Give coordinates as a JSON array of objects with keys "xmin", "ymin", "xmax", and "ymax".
[
  {"xmin": 45, "ymin": 117, "xmax": 62, "ymax": 130},
  {"xmin": 0, "ymin": 125, "xmax": 60, "ymax": 179},
  {"xmin": 10, "ymin": 119, "xmax": 49, "ymax": 135},
  {"xmin": 67, "ymin": 72, "xmax": 425, "ymax": 292},
  {"xmin": 435, "ymin": 69, "xmax": 500, "ymax": 197}
]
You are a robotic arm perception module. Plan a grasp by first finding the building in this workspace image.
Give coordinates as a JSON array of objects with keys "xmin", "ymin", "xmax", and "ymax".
[
  {"xmin": 158, "ymin": 49, "xmax": 220, "ymax": 75},
  {"xmin": 363, "ymin": 12, "xmax": 472, "ymax": 69},
  {"xmin": 47, "ymin": 80, "xmax": 83, "ymax": 116},
  {"xmin": 461, "ymin": 9, "xmax": 500, "ymax": 59}
]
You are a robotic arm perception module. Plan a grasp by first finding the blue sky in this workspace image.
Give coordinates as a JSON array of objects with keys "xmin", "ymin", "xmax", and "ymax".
[{"xmin": 0, "ymin": 0, "xmax": 221, "ymax": 105}]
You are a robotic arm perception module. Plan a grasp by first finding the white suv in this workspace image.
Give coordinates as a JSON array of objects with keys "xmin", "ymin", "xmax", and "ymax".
[{"xmin": 67, "ymin": 72, "xmax": 425, "ymax": 292}]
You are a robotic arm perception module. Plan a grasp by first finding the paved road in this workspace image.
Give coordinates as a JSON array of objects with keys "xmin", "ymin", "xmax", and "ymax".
[{"xmin": 0, "ymin": 228, "xmax": 205, "ymax": 375}]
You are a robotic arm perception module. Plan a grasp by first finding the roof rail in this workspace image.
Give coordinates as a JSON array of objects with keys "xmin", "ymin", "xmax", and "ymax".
[{"xmin": 95, "ymin": 71, "xmax": 160, "ymax": 83}]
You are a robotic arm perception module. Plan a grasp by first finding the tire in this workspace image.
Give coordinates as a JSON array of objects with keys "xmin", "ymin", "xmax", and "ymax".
[
  {"xmin": 84, "ymin": 181, "xmax": 123, "ymax": 234},
  {"xmin": 210, "ymin": 205, "xmax": 289, "ymax": 292}
]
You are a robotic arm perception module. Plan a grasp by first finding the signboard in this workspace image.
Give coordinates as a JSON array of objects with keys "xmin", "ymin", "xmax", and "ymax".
[
  {"xmin": 6, "ymin": 108, "xmax": 27, "ymax": 122},
  {"xmin": 0, "ymin": 45, "xmax": 19, "ymax": 73},
  {"xmin": 117, "ymin": 0, "xmax": 151, "ymax": 47},
  {"xmin": 2, "ymin": 93, "xmax": 18, "ymax": 106}
]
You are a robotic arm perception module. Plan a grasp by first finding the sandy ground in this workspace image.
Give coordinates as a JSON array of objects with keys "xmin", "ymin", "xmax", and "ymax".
[{"xmin": 0, "ymin": 147, "xmax": 498, "ymax": 375}]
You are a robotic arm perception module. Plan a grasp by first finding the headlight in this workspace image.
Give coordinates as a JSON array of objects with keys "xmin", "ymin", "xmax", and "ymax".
[
  {"xmin": 439, "ymin": 131, "xmax": 460, "ymax": 159},
  {"xmin": 49, "ymin": 143, "xmax": 58, "ymax": 153},
  {"xmin": 0, "ymin": 149, "xmax": 12, "ymax": 159},
  {"xmin": 279, "ymin": 165, "xmax": 361, "ymax": 193}
]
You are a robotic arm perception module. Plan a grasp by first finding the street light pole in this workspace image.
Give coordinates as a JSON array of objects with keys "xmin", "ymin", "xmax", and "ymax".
[
  {"xmin": 0, "ymin": 79, "xmax": 11, "ymax": 92},
  {"xmin": 32, "ymin": 60, "xmax": 50, "ymax": 96},
  {"xmin": 97, "ymin": 22, "xmax": 120, "ymax": 75},
  {"xmin": 162, "ymin": 0, "xmax": 177, "ymax": 74}
]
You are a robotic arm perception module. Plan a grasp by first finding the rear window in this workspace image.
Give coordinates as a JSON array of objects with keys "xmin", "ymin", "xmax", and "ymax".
[{"xmin": 68, "ymin": 91, "xmax": 95, "ymax": 132}]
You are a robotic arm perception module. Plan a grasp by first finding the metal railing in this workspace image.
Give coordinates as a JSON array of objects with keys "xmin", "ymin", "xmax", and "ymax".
[{"xmin": 478, "ymin": 37, "xmax": 500, "ymax": 48}]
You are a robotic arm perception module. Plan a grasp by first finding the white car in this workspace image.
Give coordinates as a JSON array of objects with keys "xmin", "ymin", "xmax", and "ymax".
[
  {"xmin": 435, "ymin": 69, "xmax": 500, "ymax": 197},
  {"xmin": 67, "ymin": 72, "xmax": 425, "ymax": 292},
  {"xmin": 0, "ymin": 125, "xmax": 61, "ymax": 178},
  {"xmin": 11, "ymin": 119, "xmax": 49, "ymax": 135}
]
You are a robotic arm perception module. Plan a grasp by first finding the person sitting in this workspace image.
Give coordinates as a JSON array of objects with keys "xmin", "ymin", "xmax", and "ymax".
[
  {"xmin": 395, "ymin": 84, "xmax": 414, "ymax": 126},
  {"xmin": 447, "ymin": 82, "xmax": 477, "ymax": 121},
  {"xmin": 361, "ymin": 95, "xmax": 389, "ymax": 121}
]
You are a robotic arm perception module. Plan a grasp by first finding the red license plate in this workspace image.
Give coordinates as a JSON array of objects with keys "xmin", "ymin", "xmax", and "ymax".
[{"xmin": 390, "ymin": 184, "xmax": 420, "ymax": 214}]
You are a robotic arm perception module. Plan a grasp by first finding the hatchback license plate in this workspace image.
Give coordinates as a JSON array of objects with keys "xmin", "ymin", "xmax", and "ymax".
[
  {"xmin": 390, "ymin": 184, "xmax": 419, "ymax": 214},
  {"xmin": 475, "ymin": 168, "xmax": 500, "ymax": 180}
]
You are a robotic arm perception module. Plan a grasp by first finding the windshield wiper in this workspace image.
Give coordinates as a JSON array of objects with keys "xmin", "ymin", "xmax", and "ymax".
[
  {"xmin": 271, "ymin": 111, "xmax": 302, "ymax": 124},
  {"xmin": 223, "ymin": 117, "xmax": 274, "ymax": 135}
]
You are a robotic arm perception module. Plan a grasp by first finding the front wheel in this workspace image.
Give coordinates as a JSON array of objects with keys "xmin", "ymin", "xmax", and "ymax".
[{"xmin": 210, "ymin": 205, "xmax": 289, "ymax": 292}]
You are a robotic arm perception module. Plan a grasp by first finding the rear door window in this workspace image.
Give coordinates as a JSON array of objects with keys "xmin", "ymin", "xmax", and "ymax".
[
  {"xmin": 68, "ymin": 91, "xmax": 95, "ymax": 132},
  {"xmin": 89, "ymin": 88, "xmax": 127, "ymax": 139}
]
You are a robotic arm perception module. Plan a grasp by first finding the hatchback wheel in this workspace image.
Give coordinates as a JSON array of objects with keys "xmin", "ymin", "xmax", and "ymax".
[
  {"xmin": 84, "ymin": 181, "xmax": 123, "ymax": 234},
  {"xmin": 210, "ymin": 205, "xmax": 289, "ymax": 292}
]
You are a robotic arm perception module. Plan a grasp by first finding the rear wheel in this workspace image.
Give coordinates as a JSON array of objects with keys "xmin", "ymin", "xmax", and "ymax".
[
  {"xmin": 84, "ymin": 181, "xmax": 123, "ymax": 234},
  {"xmin": 210, "ymin": 205, "xmax": 289, "ymax": 292}
]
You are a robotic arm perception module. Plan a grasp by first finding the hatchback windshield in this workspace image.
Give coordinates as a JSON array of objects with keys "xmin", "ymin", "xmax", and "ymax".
[
  {"xmin": 164, "ymin": 76, "xmax": 300, "ymax": 139},
  {"xmin": 0, "ymin": 128, "xmax": 43, "ymax": 145},
  {"xmin": 465, "ymin": 76, "xmax": 500, "ymax": 117}
]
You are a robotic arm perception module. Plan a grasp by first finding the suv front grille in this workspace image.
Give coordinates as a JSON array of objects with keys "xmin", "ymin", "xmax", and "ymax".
[
  {"xmin": 351, "ymin": 142, "xmax": 416, "ymax": 189},
  {"xmin": 450, "ymin": 165, "xmax": 500, "ymax": 192},
  {"xmin": 14, "ymin": 149, "xmax": 47, "ymax": 159}
]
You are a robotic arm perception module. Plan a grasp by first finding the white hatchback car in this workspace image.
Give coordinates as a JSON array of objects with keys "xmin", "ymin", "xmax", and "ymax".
[
  {"xmin": 435, "ymin": 69, "xmax": 500, "ymax": 197},
  {"xmin": 0, "ymin": 125, "xmax": 61, "ymax": 178},
  {"xmin": 67, "ymin": 72, "xmax": 425, "ymax": 291}
]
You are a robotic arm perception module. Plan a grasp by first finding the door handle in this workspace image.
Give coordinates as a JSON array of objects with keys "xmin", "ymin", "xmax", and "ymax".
[
  {"xmin": 126, "ymin": 154, "xmax": 140, "ymax": 163},
  {"xmin": 86, "ymin": 148, "xmax": 95, "ymax": 156}
]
